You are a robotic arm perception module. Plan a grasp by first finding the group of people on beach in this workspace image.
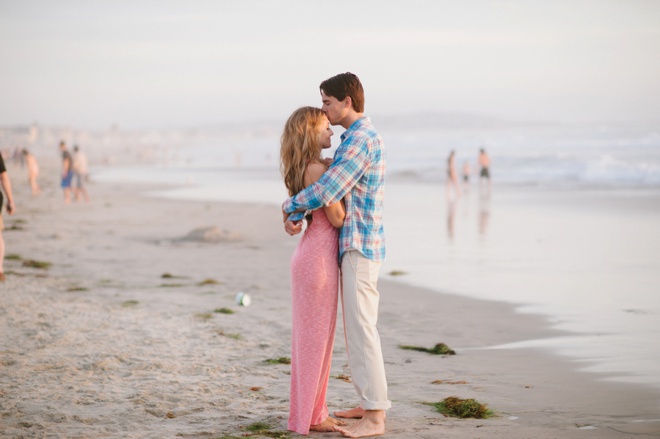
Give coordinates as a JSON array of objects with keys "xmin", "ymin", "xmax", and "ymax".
[
  {"xmin": 280, "ymin": 72, "xmax": 389, "ymax": 438},
  {"xmin": 59, "ymin": 141, "xmax": 90, "ymax": 204},
  {"xmin": 0, "ymin": 140, "xmax": 91, "ymax": 282},
  {"xmin": 446, "ymin": 148, "xmax": 491, "ymax": 199}
]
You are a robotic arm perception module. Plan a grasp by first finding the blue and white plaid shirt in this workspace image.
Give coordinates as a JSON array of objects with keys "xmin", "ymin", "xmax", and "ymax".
[{"xmin": 283, "ymin": 117, "xmax": 386, "ymax": 262}]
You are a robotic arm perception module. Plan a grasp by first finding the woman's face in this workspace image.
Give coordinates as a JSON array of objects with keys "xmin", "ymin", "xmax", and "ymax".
[{"xmin": 319, "ymin": 116, "xmax": 333, "ymax": 150}]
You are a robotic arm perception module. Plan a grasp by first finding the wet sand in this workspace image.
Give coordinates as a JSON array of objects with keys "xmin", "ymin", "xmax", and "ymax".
[{"xmin": 1, "ymin": 159, "xmax": 659, "ymax": 438}]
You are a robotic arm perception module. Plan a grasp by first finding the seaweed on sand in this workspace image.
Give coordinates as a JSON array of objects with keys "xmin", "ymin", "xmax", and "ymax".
[
  {"xmin": 198, "ymin": 278, "xmax": 222, "ymax": 286},
  {"xmin": 22, "ymin": 259, "xmax": 52, "ymax": 269},
  {"xmin": 242, "ymin": 421, "xmax": 291, "ymax": 438},
  {"xmin": 399, "ymin": 342, "xmax": 456, "ymax": 355},
  {"xmin": 430, "ymin": 396, "xmax": 493, "ymax": 419},
  {"xmin": 263, "ymin": 357, "xmax": 291, "ymax": 365}
]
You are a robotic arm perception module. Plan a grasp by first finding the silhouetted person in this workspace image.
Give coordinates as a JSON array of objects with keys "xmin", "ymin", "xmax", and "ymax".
[{"xmin": 59, "ymin": 141, "xmax": 73, "ymax": 204}]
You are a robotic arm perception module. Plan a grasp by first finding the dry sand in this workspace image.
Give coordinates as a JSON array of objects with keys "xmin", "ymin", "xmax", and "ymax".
[{"xmin": 2, "ymin": 159, "xmax": 660, "ymax": 439}]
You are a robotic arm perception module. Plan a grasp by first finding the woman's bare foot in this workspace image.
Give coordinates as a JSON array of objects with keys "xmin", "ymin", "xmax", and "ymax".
[
  {"xmin": 334, "ymin": 410, "xmax": 385, "ymax": 438},
  {"xmin": 310, "ymin": 416, "xmax": 345, "ymax": 432},
  {"xmin": 334, "ymin": 406, "xmax": 365, "ymax": 419}
]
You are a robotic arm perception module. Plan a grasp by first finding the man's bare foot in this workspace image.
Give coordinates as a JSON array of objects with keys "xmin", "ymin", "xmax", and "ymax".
[
  {"xmin": 310, "ymin": 416, "xmax": 345, "ymax": 432},
  {"xmin": 334, "ymin": 410, "xmax": 385, "ymax": 438},
  {"xmin": 334, "ymin": 406, "xmax": 365, "ymax": 419}
]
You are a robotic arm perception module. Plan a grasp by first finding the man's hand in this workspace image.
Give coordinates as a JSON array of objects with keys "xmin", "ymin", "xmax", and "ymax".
[{"xmin": 284, "ymin": 220, "xmax": 303, "ymax": 236}]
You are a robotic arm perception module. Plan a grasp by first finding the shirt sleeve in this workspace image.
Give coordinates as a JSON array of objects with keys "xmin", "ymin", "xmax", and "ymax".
[{"xmin": 283, "ymin": 133, "xmax": 370, "ymax": 215}]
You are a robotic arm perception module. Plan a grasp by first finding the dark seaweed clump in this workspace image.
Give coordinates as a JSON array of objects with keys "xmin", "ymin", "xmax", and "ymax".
[{"xmin": 399, "ymin": 342, "xmax": 456, "ymax": 355}]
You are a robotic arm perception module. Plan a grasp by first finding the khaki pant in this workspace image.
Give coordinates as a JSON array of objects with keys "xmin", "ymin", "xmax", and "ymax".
[{"xmin": 340, "ymin": 250, "xmax": 391, "ymax": 411}]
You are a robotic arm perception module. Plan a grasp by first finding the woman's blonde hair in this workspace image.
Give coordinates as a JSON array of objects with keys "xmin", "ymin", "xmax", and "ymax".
[{"xmin": 280, "ymin": 106, "xmax": 327, "ymax": 196}]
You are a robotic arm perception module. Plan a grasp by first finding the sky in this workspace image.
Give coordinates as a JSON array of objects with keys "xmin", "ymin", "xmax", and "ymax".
[{"xmin": 1, "ymin": 0, "xmax": 659, "ymax": 130}]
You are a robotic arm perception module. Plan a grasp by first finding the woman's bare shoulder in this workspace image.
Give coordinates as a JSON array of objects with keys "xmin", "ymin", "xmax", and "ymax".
[{"xmin": 304, "ymin": 161, "xmax": 326, "ymax": 185}]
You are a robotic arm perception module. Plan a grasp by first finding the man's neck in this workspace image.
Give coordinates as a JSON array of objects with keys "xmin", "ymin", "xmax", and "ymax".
[{"xmin": 341, "ymin": 112, "xmax": 364, "ymax": 130}]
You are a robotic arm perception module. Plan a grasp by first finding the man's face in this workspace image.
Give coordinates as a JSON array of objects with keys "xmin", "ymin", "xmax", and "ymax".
[{"xmin": 321, "ymin": 90, "xmax": 348, "ymax": 126}]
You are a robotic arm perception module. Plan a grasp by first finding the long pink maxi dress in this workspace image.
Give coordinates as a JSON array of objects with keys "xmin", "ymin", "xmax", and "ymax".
[{"xmin": 288, "ymin": 208, "xmax": 339, "ymax": 435}]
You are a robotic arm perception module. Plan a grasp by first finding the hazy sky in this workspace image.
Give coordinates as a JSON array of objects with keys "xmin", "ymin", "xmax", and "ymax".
[{"xmin": 1, "ymin": 0, "xmax": 659, "ymax": 129}]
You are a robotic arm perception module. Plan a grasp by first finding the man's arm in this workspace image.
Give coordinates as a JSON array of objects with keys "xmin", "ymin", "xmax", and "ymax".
[{"xmin": 283, "ymin": 135, "xmax": 371, "ymax": 216}]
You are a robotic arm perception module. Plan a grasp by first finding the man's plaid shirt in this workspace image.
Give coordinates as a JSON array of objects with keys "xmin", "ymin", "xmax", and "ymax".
[{"xmin": 283, "ymin": 117, "xmax": 386, "ymax": 262}]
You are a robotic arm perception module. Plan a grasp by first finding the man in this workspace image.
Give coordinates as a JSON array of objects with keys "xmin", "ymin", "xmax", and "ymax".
[
  {"xmin": 283, "ymin": 72, "xmax": 389, "ymax": 438},
  {"xmin": 59, "ymin": 141, "xmax": 73, "ymax": 203},
  {"xmin": 0, "ymin": 152, "xmax": 16, "ymax": 281},
  {"xmin": 72, "ymin": 145, "xmax": 90, "ymax": 202}
]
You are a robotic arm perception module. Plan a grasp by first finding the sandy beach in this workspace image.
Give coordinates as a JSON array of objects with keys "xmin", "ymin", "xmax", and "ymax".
[{"xmin": 2, "ymin": 158, "xmax": 660, "ymax": 439}]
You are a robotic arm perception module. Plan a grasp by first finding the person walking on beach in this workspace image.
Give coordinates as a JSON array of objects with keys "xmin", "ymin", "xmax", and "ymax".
[
  {"xmin": 283, "ymin": 72, "xmax": 390, "ymax": 438},
  {"xmin": 280, "ymin": 107, "xmax": 346, "ymax": 435},
  {"xmin": 0, "ymin": 152, "xmax": 16, "ymax": 282},
  {"xmin": 446, "ymin": 150, "xmax": 461, "ymax": 199},
  {"xmin": 479, "ymin": 148, "xmax": 491, "ymax": 187},
  {"xmin": 22, "ymin": 149, "xmax": 41, "ymax": 196},
  {"xmin": 59, "ymin": 141, "xmax": 73, "ymax": 204},
  {"xmin": 72, "ymin": 145, "xmax": 90, "ymax": 203}
]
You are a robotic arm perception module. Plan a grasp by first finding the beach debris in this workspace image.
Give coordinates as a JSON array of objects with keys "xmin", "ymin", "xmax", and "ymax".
[
  {"xmin": 242, "ymin": 421, "xmax": 290, "ymax": 438},
  {"xmin": 5, "ymin": 253, "xmax": 21, "ymax": 260},
  {"xmin": 430, "ymin": 396, "xmax": 493, "ymax": 419},
  {"xmin": 250, "ymin": 386, "xmax": 262, "ymax": 391},
  {"xmin": 66, "ymin": 286, "xmax": 89, "ymax": 292},
  {"xmin": 235, "ymin": 292, "xmax": 251, "ymax": 306},
  {"xmin": 22, "ymin": 259, "xmax": 52, "ymax": 269},
  {"xmin": 198, "ymin": 278, "xmax": 222, "ymax": 286},
  {"xmin": 334, "ymin": 374, "xmax": 352, "ymax": 382},
  {"xmin": 161, "ymin": 272, "xmax": 189, "ymax": 279},
  {"xmin": 264, "ymin": 357, "xmax": 291, "ymax": 365},
  {"xmin": 432, "ymin": 379, "xmax": 468, "ymax": 385},
  {"xmin": 121, "ymin": 300, "xmax": 139, "ymax": 307},
  {"xmin": 388, "ymin": 269, "xmax": 407, "ymax": 276},
  {"xmin": 195, "ymin": 312, "xmax": 213, "ymax": 321},
  {"xmin": 217, "ymin": 330, "xmax": 242, "ymax": 340},
  {"xmin": 158, "ymin": 283, "xmax": 187, "ymax": 288},
  {"xmin": 399, "ymin": 342, "xmax": 456, "ymax": 355},
  {"xmin": 166, "ymin": 412, "xmax": 176, "ymax": 419},
  {"xmin": 214, "ymin": 307, "xmax": 235, "ymax": 314},
  {"xmin": 6, "ymin": 219, "xmax": 26, "ymax": 231},
  {"xmin": 180, "ymin": 226, "xmax": 242, "ymax": 243}
]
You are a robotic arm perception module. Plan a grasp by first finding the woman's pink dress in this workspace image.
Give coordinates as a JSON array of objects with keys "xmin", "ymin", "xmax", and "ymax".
[{"xmin": 288, "ymin": 208, "xmax": 339, "ymax": 435}]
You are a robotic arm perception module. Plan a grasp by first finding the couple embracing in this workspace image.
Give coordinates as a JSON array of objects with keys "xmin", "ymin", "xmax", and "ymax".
[{"xmin": 280, "ymin": 72, "xmax": 390, "ymax": 438}]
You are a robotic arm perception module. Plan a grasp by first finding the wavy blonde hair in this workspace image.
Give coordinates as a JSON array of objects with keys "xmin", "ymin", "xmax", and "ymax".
[{"xmin": 280, "ymin": 106, "xmax": 326, "ymax": 196}]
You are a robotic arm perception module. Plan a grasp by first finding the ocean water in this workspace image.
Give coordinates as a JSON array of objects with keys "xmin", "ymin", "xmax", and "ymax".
[{"xmin": 94, "ymin": 121, "xmax": 660, "ymax": 389}]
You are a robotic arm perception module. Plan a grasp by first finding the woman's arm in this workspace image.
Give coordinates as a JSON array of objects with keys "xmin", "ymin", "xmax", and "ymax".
[{"xmin": 304, "ymin": 162, "xmax": 345, "ymax": 228}]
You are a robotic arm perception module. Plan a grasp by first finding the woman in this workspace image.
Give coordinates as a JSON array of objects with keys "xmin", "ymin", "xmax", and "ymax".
[
  {"xmin": 280, "ymin": 107, "xmax": 345, "ymax": 435},
  {"xmin": 22, "ymin": 149, "xmax": 41, "ymax": 196},
  {"xmin": 446, "ymin": 149, "xmax": 461, "ymax": 199}
]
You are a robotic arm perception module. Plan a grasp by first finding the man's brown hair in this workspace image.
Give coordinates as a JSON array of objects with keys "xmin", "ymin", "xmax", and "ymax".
[{"xmin": 320, "ymin": 72, "xmax": 364, "ymax": 113}]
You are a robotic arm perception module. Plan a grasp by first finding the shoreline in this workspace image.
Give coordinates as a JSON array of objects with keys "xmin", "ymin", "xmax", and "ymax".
[{"xmin": 2, "ymin": 161, "xmax": 660, "ymax": 438}]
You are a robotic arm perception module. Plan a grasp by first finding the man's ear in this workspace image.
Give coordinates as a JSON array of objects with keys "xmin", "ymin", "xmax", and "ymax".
[{"xmin": 343, "ymin": 96, "xmax": 352, "ymax": 110}]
